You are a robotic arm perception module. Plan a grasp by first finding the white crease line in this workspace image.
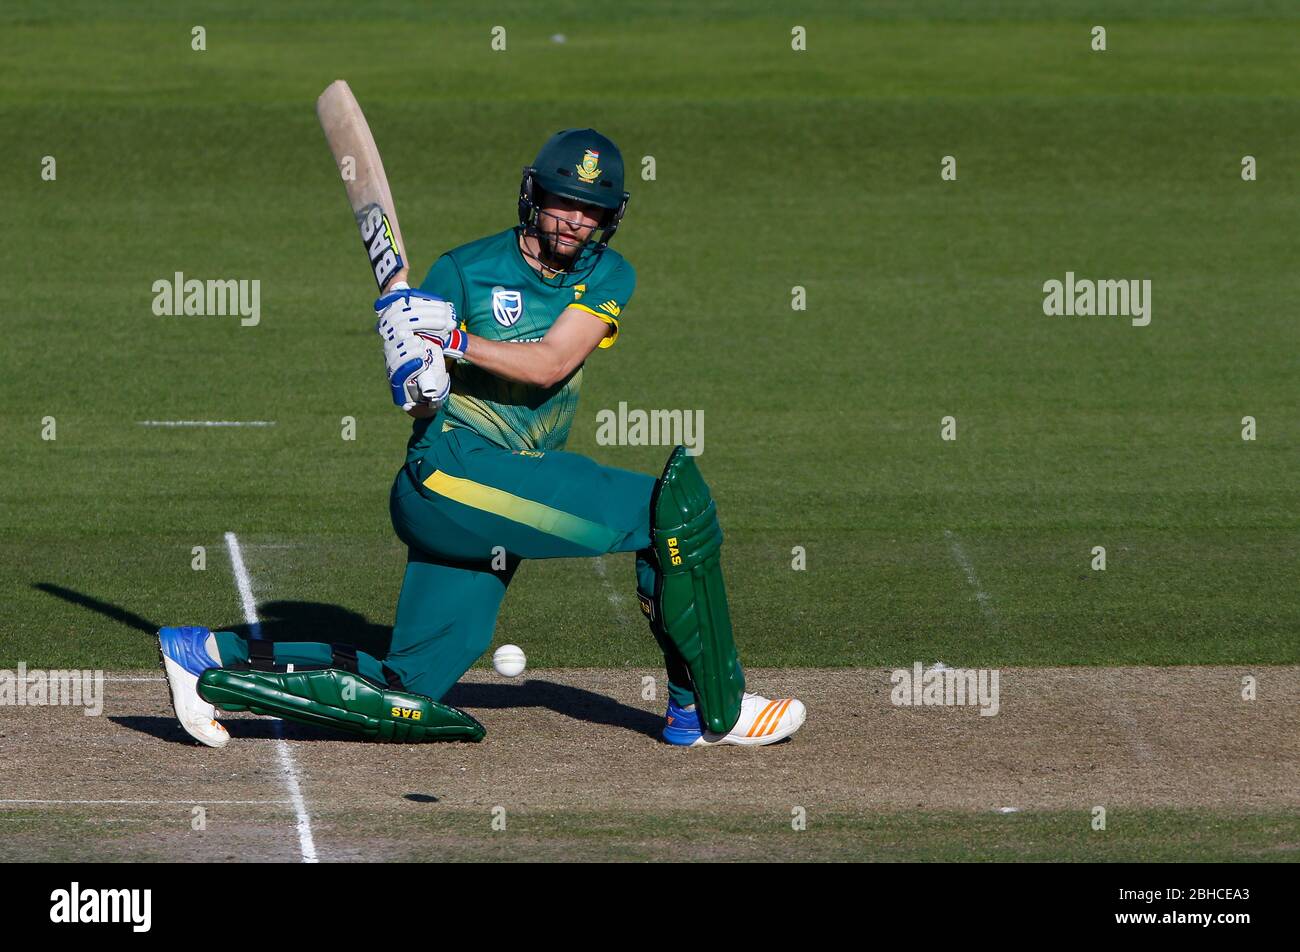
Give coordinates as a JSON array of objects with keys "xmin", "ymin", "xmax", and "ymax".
[
  {"xmin": 943, "ymin": 529, "xmax": 998, "ymax": 627},
  {"xmin": 138, "ymin": 420, "xmax": 276, "ymax": 427},
  {"xmin": 592, "ymin": 556, "xmax": 631, "ymax": 625},
  {"xmin": 0, "ymin": 799, "xmax": 292, "ymax": 805},
  {"xmin": 224, "ymin": 531, "xmax": 319, "ymax": 863},
  {"xmin": 226, "ymin": 532, "xmax": 263, "ymax": 639}
]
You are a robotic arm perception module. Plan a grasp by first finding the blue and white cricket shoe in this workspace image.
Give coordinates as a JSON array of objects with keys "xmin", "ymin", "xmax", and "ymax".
[
  {"xmin": 663, "ymin": 692, "xmax": 807, "ymax": 747},
  {"xmin": 157, "ymin": 626, "xmax": 229, "ymax": 748}
]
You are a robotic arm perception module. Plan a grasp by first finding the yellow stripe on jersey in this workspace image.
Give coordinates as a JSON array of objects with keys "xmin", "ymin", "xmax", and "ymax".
[{"xmin": 570, "ymin": 302, "xmax": 620, "ymax": 349}]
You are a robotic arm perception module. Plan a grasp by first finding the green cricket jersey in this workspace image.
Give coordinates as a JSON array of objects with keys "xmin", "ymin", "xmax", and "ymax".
[{"xmin": 409, "ymin": 226, "xmax": 635, "ymax": 457}]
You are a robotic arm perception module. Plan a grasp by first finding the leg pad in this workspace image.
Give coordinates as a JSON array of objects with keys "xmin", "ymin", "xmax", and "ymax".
[
  {"xmin": 651, "ymin": 447, "xmax": 744, "ymax": 734},
  {"xmin": 197, "ymin": 667, "xmax": 485, "ymax": 742}
]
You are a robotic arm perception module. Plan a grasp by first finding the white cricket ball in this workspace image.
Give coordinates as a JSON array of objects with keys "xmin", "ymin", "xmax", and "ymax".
[{"xmin": 493, "ymin": 644, "xmax": 527, "ymax": 678}]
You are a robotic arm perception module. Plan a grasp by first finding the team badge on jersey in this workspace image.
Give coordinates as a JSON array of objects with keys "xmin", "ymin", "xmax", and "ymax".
[
  {"xmin": 492, "ymin": 287, "xmax": 524, "ymax": 327},
  {"xmin": 576, "ymin": 150, "xmax": 601, "ymax": 183}
]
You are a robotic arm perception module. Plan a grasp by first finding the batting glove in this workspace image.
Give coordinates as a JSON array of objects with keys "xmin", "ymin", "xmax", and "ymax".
[
  {"xmin": 374, "ymin": 288, "xmax": 457, "ymax": 342},
  {"xmin": 382, "ymin": 331, "xmax": 450, "ymax": 411},
  {"xmin": 374, "ymin": 289, "xmax": 459, "ymax": 410}
]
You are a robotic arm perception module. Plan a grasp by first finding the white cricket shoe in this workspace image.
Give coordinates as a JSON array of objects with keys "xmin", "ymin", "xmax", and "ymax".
[
  {"xmin": 157, "ymin": 626, "xmax": 230, "ymax": 748},
  {"xmin": 663, "ymin": 691, "xmax": 806, "ymax": 747}
]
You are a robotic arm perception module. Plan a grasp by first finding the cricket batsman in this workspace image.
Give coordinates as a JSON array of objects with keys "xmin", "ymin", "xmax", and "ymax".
[{"xmin": 158, "ymin": 129, "xmax": 806, "ymax": 749}]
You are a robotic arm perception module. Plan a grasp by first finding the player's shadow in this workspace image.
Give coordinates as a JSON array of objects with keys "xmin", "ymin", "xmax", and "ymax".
[
  {"xmin": 111, "ymin": 715, "xmax": 370, "ymax": 744},
  {"xmin": 115, "ymin": 682, "xmax": 661, "ymax": 744},
  {"xmin": 224, "ymin": 599, "xmax": 394, "ymax": 660},
  {"xmin": 33, "ymin": 583, "xmax": 159, "ymax": 637},
  {"xmin": 445, "ymin": 680, "xmax": 662, "ymax": 738},
  {"xmin": 31, "ymin": 584, "xmax": 393, "ymax": 659}
]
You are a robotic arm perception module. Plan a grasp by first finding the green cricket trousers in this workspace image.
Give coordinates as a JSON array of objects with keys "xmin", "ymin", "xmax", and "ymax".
[{"xmin": 216, "ymin": 424, "xmax": 696, "ymax": 706}]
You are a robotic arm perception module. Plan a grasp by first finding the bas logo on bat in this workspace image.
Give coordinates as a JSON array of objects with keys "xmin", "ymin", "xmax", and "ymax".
[{"xmin": 358, "ymin": 203, "xmax": 404, "ymax": 288}]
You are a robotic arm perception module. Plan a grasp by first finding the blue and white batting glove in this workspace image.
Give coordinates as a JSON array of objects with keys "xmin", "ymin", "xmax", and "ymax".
[
  {"xmin": 375, "ymin": 290, "xmax": 456, "ymax": 410},
  {"xmin": 382, "ymin": 332, "xmax": 450, "ymax": 410},
  {"xmin": 374, "ymin": 288, "xmax": 457, "ymax": 342}
]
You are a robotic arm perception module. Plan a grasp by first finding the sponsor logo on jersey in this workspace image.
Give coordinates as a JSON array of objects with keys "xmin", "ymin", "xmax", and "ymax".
[
  {"xmin": 573, "ymin": 283, "xmax": 587, "ymax": 300},
  {"xmin": 491, "ymin": 286, "xmax": 524, "ymax": 327},
  {"xmin": 576, "ymin": 150, "xmax": 601, "ymax": 183},
  {"xmin": 598, "ymin": 299, "xmax": 621, "ymax": 317}
]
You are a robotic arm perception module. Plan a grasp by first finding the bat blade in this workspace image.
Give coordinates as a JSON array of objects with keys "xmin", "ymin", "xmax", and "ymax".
[{"xmin": 316, "ymin": 79, "xmax": 409, "ymax": 292}]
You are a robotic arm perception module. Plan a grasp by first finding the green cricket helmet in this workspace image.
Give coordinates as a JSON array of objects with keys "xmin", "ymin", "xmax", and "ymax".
[{"xmin": 518, "ymin": 128, "xmax": 630, "ymax": 266}]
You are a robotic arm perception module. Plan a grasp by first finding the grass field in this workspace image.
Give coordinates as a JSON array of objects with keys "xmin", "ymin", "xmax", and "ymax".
[{"xmin": 0, "ymin": 1, "xmax": 1296, "ymax": 862}]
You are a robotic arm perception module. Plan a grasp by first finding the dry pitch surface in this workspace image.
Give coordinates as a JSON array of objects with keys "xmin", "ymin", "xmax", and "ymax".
[{"xmin": 2, "ymin": 666, "xmax": 1297, "ymax": 862}]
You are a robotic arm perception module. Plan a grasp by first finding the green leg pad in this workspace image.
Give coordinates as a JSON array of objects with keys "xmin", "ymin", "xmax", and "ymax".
[
  {"xmin": 197, "ymin": 667, "xmax": 486, "ymax": 742},
  {"xmin": 651, "ymin": 446, "xmax": 744, "ymax": 734}
]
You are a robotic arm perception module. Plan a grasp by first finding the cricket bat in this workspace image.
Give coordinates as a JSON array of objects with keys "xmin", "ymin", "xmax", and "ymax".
[{"xmin": 316, "ymin": 79, "xmax": 409, "ymax": 293}]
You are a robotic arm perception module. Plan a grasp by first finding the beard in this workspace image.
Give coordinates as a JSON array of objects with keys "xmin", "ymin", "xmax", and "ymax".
[
  {"xmin": 540, "ymin": 227, "xmax": 587, "ymax": 268},
  {"xmin": 535, "ymin": 204, "xmax": 597, "ymax": 263}
]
